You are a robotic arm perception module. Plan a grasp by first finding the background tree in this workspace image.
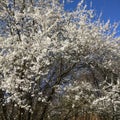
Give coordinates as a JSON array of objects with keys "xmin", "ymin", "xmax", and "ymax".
[{"xmin": 0, "ymin": 0, "xmax": 120, "ymax": 120}]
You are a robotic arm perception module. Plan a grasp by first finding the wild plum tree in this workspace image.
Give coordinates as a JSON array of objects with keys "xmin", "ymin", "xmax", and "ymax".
[{"xmin": 0, "ymin": 0, "xmax": 120, "ymax": 120}]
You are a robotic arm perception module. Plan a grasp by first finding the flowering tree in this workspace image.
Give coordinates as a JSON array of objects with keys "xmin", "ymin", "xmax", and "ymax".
[{"xmin": 0, "ymin": 0, "xmax": 120, "ymax": 120}]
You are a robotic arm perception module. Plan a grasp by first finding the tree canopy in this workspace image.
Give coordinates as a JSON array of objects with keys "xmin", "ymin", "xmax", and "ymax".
[{"xmin": 0, "ymin": 0, "xmax": 120, "ymax": 120}]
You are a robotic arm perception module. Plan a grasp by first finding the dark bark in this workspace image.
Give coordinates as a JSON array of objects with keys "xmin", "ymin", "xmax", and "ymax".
[{"xmin": 39, "ymin": 62, "xmax": 76, "ymax": 120}]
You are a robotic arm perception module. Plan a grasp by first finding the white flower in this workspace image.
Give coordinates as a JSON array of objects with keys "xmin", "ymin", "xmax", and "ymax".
[
  {"xmin": 72, "ymin": 104, "xmax": 75, "ymax": 108},
  {"xmin": 75, "ymin": 95, "xmax": 80, "ymax": 101},
  {"xmin": 38, "ymin": 97, "xmax": 42, "ymax": 101}
]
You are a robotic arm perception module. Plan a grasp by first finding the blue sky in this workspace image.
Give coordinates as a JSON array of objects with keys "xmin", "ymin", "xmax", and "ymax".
[{"xmin": 64, "ymin": 0, "xmax": 120, "ymax": 35}]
